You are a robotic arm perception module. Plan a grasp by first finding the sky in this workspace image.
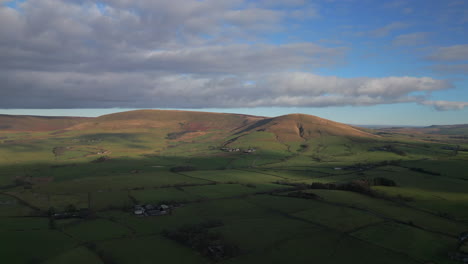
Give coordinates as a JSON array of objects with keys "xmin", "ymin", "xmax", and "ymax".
[{"xmin": 0, "ymin": 0, "xmax": 467, "ymax": 125}]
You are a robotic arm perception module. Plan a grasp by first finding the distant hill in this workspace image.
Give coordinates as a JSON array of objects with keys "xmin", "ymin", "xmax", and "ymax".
[
  {"xmin": 0, "ymin": 110, "xmax": 376, "ymax": 142},
  {"xmin": 0, "ymin": 114, "xmax": 89, "ymax": 131},
  {"xmin": 376, "ymin": 124, "xmax": 468, "ymax": 136},
  {"xmin": 423, "ymin": 124, "xmax": 468, "ymax": 135},
  {"xmin": 234, "ymin": 113, "xmax": 376, "ymax": 142},
  {"xmin": 67, "ymin": 110, "xmax": 265, "ymax": 132}
]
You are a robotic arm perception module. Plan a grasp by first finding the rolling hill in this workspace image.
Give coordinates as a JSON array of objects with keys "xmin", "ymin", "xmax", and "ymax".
[
  {"xmin": 0, "ymin": 110, "xmax": 376, "ymax": 142},
  {"xmin": 375, "ymin": 124, "xmax": 468, "ymax": 136},
  {"xmin": 234, "ymin": 113, "xmax": 376, "ymax": 142},
  {"xmin": 0, "ymin": 114, "xmax": 89, "ymax": 131},
  {"xmin": 1, "ymin": 110, "xmax": 468, "ymax": 264}
]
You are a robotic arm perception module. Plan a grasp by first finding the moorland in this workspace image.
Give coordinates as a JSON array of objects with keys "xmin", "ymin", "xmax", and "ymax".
[{"xmin": 0, "ymin": 109, "xmax": 467, "ymax": 264}]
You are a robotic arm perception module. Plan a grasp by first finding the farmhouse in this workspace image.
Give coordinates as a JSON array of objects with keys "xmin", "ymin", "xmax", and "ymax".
[
  {"xmin": 146, "ymin": 209, "xmax": 168, "ymax": 216},
  {"xmin": 133, "ymin": 204, "xmax": 172, "ymax": 216},
  {"xmin": 144, "ymin": 204, "xmax": 155, "ymax": 210},
  {"xmin": 221, "ymin": 147, "xmax": 240, "ymax": 152},
  {"xmin": 460, "ymin": 232, "xmax": 468, "ymax": 243},
  {"xmin": 243, "ymin": 148, "xmax": 256, "ymax": 153},
  {"xmin": 133, "ymin": 205, "xmax": 145, "ymax": 215},
  {"xmin": 221, "ymin": 147, "xmax": 256, "ymax": 153}
]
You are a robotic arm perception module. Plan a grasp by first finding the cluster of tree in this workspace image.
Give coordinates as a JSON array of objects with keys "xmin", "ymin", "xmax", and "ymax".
[
  {"xmin": 166, "ymin": 131, "xmax": 191, "ymax": 140},
  {"xmin": 341, "ymin": 160, "xmax": 402, "ymax": 171},
  {"xmin": 310, "ymin": 180, "xmax": 374, "ymax": 196},
  {"xmin": 372, "ymin": 177, "xmax": 397, "ymax": 186},
  {"xmin": 162, "ymin": 220, "xmax": 240, "ymax": 261},
  {"xmin": 52, "ymin": 146, "xmax": 68, "ymax": 157},
  {"xmin": 368, "ymin": 145, "xmax": 406, "ymax": 156},
  {"xmin": 47, "ymin": 204, "xmax": 90, "ymax": 219},
  {"xmin": 92, "ymin": 156, "xmax": 111, "ymax": 163},
  {"xmin": 287, "ymin": 191, "xmax": 322, "ymax": 200},
  {"xmin": 273, "ymin": 181, "xmax": 309, "ymax": 189},
  {"xmin": 409, "ymin": 167, "xmax": 441, "ymax": 176},
  {"xmin": 297, "ymin": 144, "xmax": 308, "ymax": 152},
  {"xmin": 310, "ymin": 179, "xmax": 414, "ymax": 202},
  {"xmin": 310, "ymin": 178, "xmax": 398, "ymax": 196},
  {"xmin": 12, "ymin": 178, "xmax": 32, "ymax": 189}
]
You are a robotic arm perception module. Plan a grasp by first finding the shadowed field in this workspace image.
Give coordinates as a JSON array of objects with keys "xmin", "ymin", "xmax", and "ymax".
[{"xmin": 1, "ymin": 110, "xmax": 467, "ymax": 264}]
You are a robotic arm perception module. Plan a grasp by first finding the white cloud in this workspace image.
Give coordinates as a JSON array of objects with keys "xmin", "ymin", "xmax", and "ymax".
[
  {"xmin": 392, "ymin": 32, "xmax": 428, "ymax": 46},
  {"xmin": 427, "ymin": 44, "xmax": 468, "ymax": 61},
  {"xmin": 421, "ymin": 101, "xmax": 468, "ymax": 111},
  {"xmin": 0, "ymin": 70, "xmax": 452, "ymax": 108},
  {"xmin": 0, "ymin": 0, "xmax": 459, "ymax": 111}
]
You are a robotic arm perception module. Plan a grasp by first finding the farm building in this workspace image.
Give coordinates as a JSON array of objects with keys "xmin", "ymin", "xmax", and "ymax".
[
  {"xmin": 460, "ymin": 232, "xmax": 468, "ymax": 242},
  {"xmin": 133, "ymin": 204, "xmax": 172, "ymax": 216}
]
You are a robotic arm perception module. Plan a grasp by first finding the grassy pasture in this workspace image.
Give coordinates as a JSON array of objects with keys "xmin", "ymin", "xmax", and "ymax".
[
  {"xmin": 352, "ymin": 222, "xmax": 458, "ymax": 263},
  {"xmin": 224, "ymin": 229, "xmax": 419, "ymax": 264},
  {"xmin": 0, "ymin": 230, "xmax": 76, "ymax": 264},
  {"xmin": 183, "ymin": 169, "xmax": 284, "ymax": 183},
  {"xmin": 1, "ymin": 112, "xmax": 467, "ymax": 264},
  {"xmin": 64, "ymin": 218, "xmax": 132, "ymax": 242},
  {"xmin": 131, "ymin": 187, "xmax": 197, "ymax": 204},
  {"xmin": 97, "ymin": 235, "xmax": 208, "ymax": 264},
  {"xmin": 291, "ymin": 199, "xmax": 383, "ymax": 232},
  {"xmin": 0, "ymin": 194, "xmax": 35, "ymax": 216},
  {"xmin": 0, "ymin": 216, "xmax": 48, "ymax": 231},
  {"xmin": 308, "ymin": 190, "xmax": 468, "ymax": 237},
  {"xmin": 182, "ymin": 184, "xmax": 255, "ymax": 199},
  {"xmin": 43, "ymin": 247, "xmax": 103, "ymax": 264}
]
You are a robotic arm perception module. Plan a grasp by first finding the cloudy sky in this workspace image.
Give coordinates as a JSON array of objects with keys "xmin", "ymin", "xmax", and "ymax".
[{"xmin": 0, "ymin": 0, "xmax": 467, "ymax": 125}]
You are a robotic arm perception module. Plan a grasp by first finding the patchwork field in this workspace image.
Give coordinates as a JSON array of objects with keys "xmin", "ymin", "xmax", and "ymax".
[{"xmin": 0, "ymin": 110, "xmax": 467, "ymax": 263}]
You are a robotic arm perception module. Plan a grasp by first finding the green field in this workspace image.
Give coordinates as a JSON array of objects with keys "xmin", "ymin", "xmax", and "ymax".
[{"xmin": 0, "ymin": 111, "xmax": 467, "ymax": 263}]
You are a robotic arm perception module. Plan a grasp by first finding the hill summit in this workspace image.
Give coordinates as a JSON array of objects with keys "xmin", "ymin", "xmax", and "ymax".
[{"xmin": 0, "ymin": 109, "xmax": 375, "ymax": 141}]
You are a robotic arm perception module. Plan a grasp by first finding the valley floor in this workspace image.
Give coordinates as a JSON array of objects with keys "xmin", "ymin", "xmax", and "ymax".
[{"xmin": 0, "ymin": 118, "xmax": 467, "ymax": 264}]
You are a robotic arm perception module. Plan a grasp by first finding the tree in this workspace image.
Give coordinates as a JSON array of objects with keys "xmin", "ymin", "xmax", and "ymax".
[
  {"xmin": 65, "ymin": 204, "xmax": 77, "ymax": 213},
  {"xmin": 47, "ymin": 207, "xmax": 56, "ymax": 217},
  {"xmin": 49, "ymin": 218, "xmax": 56, "ymax": 230}
]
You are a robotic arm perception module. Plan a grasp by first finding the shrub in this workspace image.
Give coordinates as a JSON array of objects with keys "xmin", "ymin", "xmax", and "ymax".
[
  {"xmin": 373, "ymin": 177, "xmax": 397, "ymax": 187},
  {"xmin": 287, "ymin": 191, "xmax": 322, "ymax": 200}
]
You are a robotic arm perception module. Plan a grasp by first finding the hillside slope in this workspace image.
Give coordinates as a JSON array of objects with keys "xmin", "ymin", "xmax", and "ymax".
[
  {"xmin": 0, "ymin": 110, "xmax": 376, "ymax": 144},
  {"xmin": 0, "ymin": 114, "xmax": 89, "ymax": 131},
  {"xmin": 67, "ymin": 110, "xmax": 265, "ymax": 132},
  {"xmin": 233, "ymin": 113, "xmax": 377, "ymax": 142}
]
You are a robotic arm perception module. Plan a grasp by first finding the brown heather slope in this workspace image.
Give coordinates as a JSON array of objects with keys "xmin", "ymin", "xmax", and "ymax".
[
  {"xmin": 66, "ymin": 109, "xmax": 266, "ymax": 131},
  {"xmin": 235, "ymin": 113, "xmax": 377, "ymax": 142},
  {"xmin": 0, "ymin": 114, "xmax": 89, "ymax": 131},
  {"xmin": 0, "ymin": 110, "xmax": 376, "ymax": 142}
]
